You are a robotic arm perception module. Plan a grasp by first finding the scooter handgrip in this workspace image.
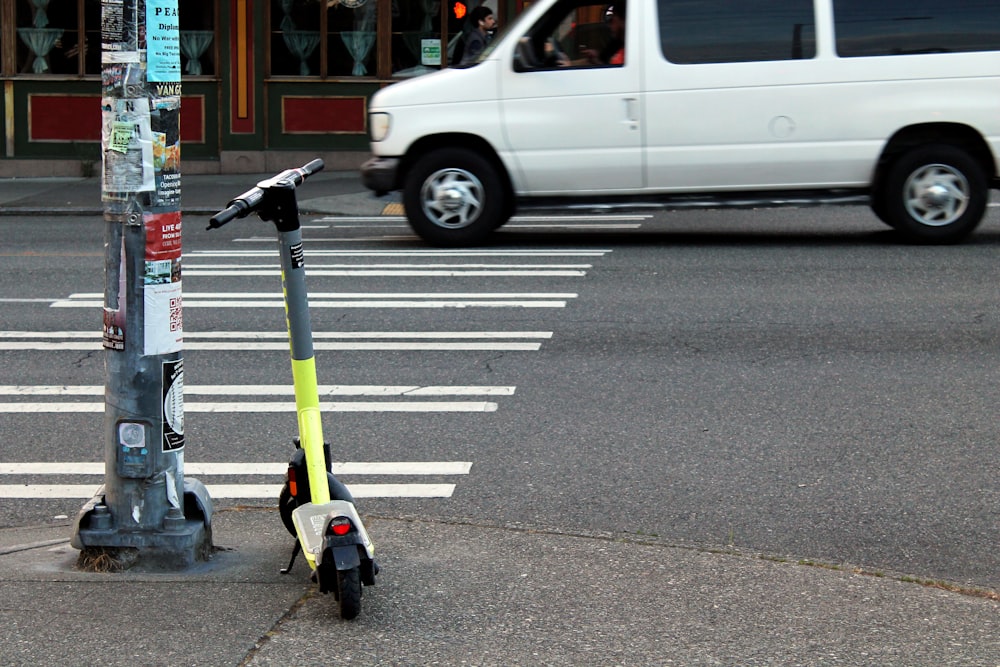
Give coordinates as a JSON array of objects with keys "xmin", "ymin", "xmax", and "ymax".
[
  {"xmin": 301, "ymin": 158, "xmax": 325, "ymax": 176},
  {"xmin": 207, "ymin": 204, "xmax": 241, "ymax": 229}
]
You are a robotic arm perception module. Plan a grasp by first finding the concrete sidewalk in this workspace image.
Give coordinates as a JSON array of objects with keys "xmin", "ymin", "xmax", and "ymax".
[
  {"xmin": 0, "ymin": 169, "xmax": 398, "ymax": 218},
  {"xmin": 1, "ymin": 509, "xmax": 997, "ymax": 666}
]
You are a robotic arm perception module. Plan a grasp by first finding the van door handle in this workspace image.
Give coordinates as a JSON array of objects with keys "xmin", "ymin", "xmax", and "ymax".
[{"xmin": 623, "ymin": 97, "xmax": 639, "ymax": 125}]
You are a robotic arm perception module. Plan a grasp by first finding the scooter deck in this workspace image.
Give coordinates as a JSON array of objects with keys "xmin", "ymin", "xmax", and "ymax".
[{"xmin": 290, "ymin": 500, "xmax": 375, "ymax": 568}]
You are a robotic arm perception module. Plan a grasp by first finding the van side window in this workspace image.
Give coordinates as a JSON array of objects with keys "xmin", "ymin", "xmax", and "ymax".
[
  {"xmin": 657, "ymin": 0, "xmax": 816, "ymax": 64},
  {"xmin": 833, "ymin": 0, "xmax": 1000, "ymax": 57},
  {"xmin": 514, "ymin": 0, "xmax": 627, "ymax": 71}
]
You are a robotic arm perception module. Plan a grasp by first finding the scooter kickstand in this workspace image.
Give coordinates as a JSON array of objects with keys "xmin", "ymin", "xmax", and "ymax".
[{"xmin": 280, "ymin": 540, "xmax": 301, "ymax": 574}]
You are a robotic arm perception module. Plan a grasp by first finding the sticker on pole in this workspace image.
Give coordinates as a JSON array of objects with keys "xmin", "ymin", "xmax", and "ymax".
[{"xmin": 162, "ymin": 358, "xmax": 185, "ymax": 451}]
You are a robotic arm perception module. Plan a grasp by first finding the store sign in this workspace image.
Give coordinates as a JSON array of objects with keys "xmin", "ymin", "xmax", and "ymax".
[{"xmin": 422, "ymin": 39, "xmax": 442, "ymax": 66}]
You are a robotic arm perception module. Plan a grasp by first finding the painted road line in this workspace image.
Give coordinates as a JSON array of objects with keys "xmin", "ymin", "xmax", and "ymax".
[
  {"xmin": 0, "ymin": 341, "xmax": 544, "ymax": 351},
  {"xmin": 312, "ymin": 215, "xmax": 648, "ymax": 222},
  {"xmin": 0, "ymin": 331, "xmax": 550, "ymax": 352},
  {"xmin": 184, "ymin": 266, "xmax": 587, "ymax": 278},
  {"xmin": 504, "ymin": 223, "xmax": 641, "ymax": 229},
  {"xmin": 185, "ymin": 263, "xmax": 593, "ymax": 268},
  {"xmin": 55, "ymin": 291, "xmax": 579, "ymax": 299},
  {"xmin": 0, "ymin": 483, "xmax": 457, "ymax": 499},
  {"xmin": 0, "ymin": 461, "xmax": 473, "ymax": 475},
  {"xmin": 0, "ymin": 401, "xmax": 499, "ymax": 413},
  {"xmin": 51, "ymin": 291, "xmax": 577, "ymax": 309},
  {"xmin": 186, "ymin": 249, "xmax": 611, "ymax": 257},
  {"xmin": 0, "ymin": 385, "xmax": 514, "ymax": 397},
  {"xmin": 0, "ymin": 331, "xmax": 553, "ymax": 339}
]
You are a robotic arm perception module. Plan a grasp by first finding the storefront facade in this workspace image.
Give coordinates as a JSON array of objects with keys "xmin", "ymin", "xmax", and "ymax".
[{"xmin": 0, "ymin": 0, "xmax": 505, "ymax": 175}]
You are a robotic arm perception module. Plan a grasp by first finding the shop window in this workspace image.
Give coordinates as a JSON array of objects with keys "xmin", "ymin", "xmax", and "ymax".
[
  {"xmin": 12, "ymin": 0, "xmax": 215, "ymax": 77},
  {"xmin": 180, "ymin": 0, "xmax": 217, "ymax": 75},
  {"xmin": 16, "ymin": 0, "xmax": 84, "ymax": 75},
  {"xmin": 270, "ymin": 0, "xmax": 491, "ymax": 78}
]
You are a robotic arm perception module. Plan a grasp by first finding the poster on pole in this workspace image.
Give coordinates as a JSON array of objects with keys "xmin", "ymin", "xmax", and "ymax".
[
  {"xmin": 101, "ymin": 0, "xmax": 140, "ymax": 61},
  {"xmin": 162, "ymin": 358, "xmax": 185, "ymax": 452},
  {"xmin": 102, "ymin": 97, "xmax": 155, "ymax": 195},
  {"xmin": 146, "ymin": 0, "xmax": 181, "ymax": 82},
  {"xmin": 144, "ymin": 210, "xmax": 183, "ymax": 355}
]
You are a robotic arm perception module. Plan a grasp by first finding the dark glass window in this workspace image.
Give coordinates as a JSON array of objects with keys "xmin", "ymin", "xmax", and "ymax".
[
  {"xmin": 269, "ymin": 0, "xmax": 479, "ymax": 78},
  {"xmin": 833, "ymin": 0, "xmax": 1000, "ymax": 57},
  {"xmin": 658, "ymin": 0, "xmax": 815, "ymax": 64},
  {"xmin": 13, "ymin": 0, "xmax": 214, "ymax": 77}
]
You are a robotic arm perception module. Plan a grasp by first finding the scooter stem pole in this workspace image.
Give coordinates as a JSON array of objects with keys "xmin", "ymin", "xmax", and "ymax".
[{"xmin": 269, "ymin": 183, "xmax": 331, "ymax": 506}]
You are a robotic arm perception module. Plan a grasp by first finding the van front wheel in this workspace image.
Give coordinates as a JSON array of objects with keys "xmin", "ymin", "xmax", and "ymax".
[
  {"xmin": 883, "ymin": 145, "xmax": 987, "ymax": 243},
  {"xmin": 403, "ymin": 148, "xmax": 505, "ymax": 247}
]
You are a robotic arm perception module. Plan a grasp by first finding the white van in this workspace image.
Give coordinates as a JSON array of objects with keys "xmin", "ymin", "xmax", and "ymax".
[{"xmin": 361, "ymin": 0, "xmax": 1000, "ymax": 246}]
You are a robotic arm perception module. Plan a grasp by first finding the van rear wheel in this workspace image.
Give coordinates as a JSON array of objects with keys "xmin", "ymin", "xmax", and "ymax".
[
  {"xmin": 403, "ymin": 148, "xmax": 506, "ymax": 247},
  {"xmin": 883, "ymin": 145, "xmax": 987, "ymax": 243}
]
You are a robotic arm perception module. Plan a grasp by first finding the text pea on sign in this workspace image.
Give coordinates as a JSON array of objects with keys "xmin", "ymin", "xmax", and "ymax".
[{"xmin": 146, "ymin": 0, "xmax": 181, "ymax": 83}]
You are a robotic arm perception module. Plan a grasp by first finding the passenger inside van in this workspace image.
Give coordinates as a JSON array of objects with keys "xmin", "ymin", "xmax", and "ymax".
[
  {"xmin": 584, "ymin": 3, "xmax": 625, "ymax": 65},
  {"xmin": 552, "ymin": 2, "xmax": 625, "ymax": 67}
]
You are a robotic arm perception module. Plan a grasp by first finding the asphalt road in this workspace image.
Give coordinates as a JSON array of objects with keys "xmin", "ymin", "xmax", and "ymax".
[{"xmin": 1, "ymin": 201, "xmax": 998, "ymax": 597}]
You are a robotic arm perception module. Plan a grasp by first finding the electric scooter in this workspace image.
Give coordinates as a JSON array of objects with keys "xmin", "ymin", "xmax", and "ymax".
[{"xmin": 209, "ymin": 159, "xmax": 378, "ymax": 619}]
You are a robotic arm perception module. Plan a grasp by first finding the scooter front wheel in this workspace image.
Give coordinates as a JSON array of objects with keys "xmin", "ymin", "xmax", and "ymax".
[{"xmin": 337, "ymin": 567, "xmax": 362, "ymax": 620}]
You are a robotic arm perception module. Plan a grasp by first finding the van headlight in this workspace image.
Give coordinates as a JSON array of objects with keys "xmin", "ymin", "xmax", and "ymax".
[{"xmin": 368, "ymin": 112, "xmax": 391, "ymax": 142}]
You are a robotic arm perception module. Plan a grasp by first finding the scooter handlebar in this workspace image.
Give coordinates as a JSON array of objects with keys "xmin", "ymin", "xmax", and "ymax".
[{"xmin": 207, "ymin": 159, "xmax": 325, "ymax": 230}]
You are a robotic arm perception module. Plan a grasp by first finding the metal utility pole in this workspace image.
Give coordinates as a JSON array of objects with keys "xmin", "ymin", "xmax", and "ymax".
[{"xmin": 72, "ymin": 0, "xmax": 212, "ymax": 567}]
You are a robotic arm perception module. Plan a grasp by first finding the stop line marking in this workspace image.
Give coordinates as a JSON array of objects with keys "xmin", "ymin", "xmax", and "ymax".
[{"xmin": 0, "ymin": 460, "xmax": 471, "ymax": 499}]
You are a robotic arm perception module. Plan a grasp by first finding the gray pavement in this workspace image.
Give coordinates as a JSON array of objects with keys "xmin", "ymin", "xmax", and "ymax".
[{"xmin": 0, "ymin": 173, "xmax": 997, "ymax": 665}]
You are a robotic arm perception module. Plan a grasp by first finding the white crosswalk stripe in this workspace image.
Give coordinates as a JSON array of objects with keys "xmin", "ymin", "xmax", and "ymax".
[
  {"xmin": 0, "ymin": 461, "xmax": 472, "ymax": 498},
  {"xmin": 0, "ymin": 383, "xmax": 510, "ymax": 413},
  {"xmin": 51, "ymin": 292, "xmax": 577, "ymax": 309},
  {"xmin": 0, "ymin": 330, "xmax": 552, "ymax": 352},
  {"xmin": 184, "ymin": 263, "xmax": 591, "ymax": 277}
]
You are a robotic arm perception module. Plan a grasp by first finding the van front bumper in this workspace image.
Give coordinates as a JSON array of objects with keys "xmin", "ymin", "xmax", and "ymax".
[{"xmin": 360, "ymin": 157, "xmax": 400, "ymax": 195}]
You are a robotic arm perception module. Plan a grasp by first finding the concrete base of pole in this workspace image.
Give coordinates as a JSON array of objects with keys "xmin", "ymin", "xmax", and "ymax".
[{"xmin": 71, "ymin": 479, "xmax": 215, "ymax": 570}]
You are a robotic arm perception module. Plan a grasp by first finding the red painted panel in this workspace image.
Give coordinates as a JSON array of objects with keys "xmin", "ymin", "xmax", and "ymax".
[
  {"xmin": 29, "ymin": 95, "xmax": 100, "ymax": 141},
  {"xmin": 282, "ymin": 97, "xmax": 366, "ymax": 134},
  {"xmin": 180, "ymin": 96, "xmax": 205, "ymax": 144},
  {"xmin": 28, "ymin": 94, "xmax": 204, "ymax": 143}
]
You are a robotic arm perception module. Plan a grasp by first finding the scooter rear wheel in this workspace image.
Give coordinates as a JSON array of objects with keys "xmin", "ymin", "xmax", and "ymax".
[{"xmin": 337, "ymin": 567, "xmax": 362, "ymax": 620}]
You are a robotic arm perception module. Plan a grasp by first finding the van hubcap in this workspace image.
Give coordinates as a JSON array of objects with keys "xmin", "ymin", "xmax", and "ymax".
[
  {"xmin": 420, "ymin": 168, "xmax": 484, "ymax": 229},
  {"xmin": 904, "ymin": 163, "xmax": 969, "ymax": 226}
]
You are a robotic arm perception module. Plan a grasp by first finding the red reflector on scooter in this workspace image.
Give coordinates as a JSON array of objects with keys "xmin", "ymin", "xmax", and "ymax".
[
  {"xmin": 287, "ymin": 467, "xmax": 298, "ymax": 497},
  {"xmin": 329, "ymin": 518, "xmax": 352, "ymax": 536}
]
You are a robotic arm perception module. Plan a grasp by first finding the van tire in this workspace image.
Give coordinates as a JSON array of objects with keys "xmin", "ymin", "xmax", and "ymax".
[
  {"xmin": 883, "ymin": 145, "xmax": 987, "ymax": 243},
  {"xmin": 403, "ymin": 148, "xmax": 505, "ymax": 247}
]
